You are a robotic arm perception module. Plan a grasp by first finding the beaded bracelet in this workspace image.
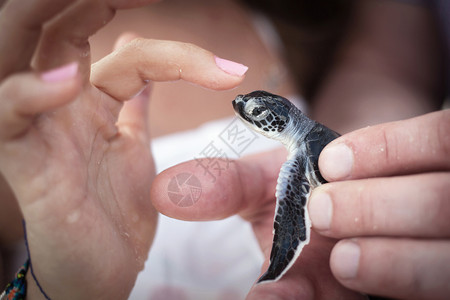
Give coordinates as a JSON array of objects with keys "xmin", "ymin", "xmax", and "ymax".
[
  {"xmin": 1, "ymin": 220, "xmax": 51, "ymax": 300},
  {"xmin": 23, "ymin": 221, "xmax": 51, "ymax": 300},
  {"xmin": 0, "ymin": 260, "xmax": 29, "ymax": 300}
]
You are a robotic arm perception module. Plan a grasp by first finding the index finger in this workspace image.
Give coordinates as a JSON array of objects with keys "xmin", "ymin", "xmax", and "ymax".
[
  {"xmin": 319, "ymin": 109, "xmax": 450, "ymax": 181},
  {"xmin": 91, "ymin": 38, "xmax": 249, "ymax": 100}
]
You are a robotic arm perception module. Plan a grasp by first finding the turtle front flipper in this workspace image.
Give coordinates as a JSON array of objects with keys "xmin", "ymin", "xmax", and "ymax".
[{"xmin": 258, "ymin": 154, "xmax": 311, "ymax": 283}]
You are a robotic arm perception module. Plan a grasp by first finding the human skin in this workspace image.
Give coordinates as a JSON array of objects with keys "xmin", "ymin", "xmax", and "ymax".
[
  {"xmin": 0, "ymin": 0, "xmax": 295, "ymax": 260},
  {"xmin": 88, "ymin": 0, "xmax": 298, "ymax": 138},
  {"xmin": 312, "ymin": 110, "xmax": 450, "ymax": 299},
  {"xmin": 0, "ymin": 0, "xmax": 248, "ymax": 298},
  {"xmin": 150, "ymin": 1, "xmax": 449, "ymax": 299},
  {"xmin": 151, "ymin": 110, "xmax": 450, "ymax": 300},
  {"xmin": 150, "ymin": 146, "xmax": 366, "ymax": 300},
  {"xmin": 0, "ymin": 0, "xmax": 447, "ymax": 299}
]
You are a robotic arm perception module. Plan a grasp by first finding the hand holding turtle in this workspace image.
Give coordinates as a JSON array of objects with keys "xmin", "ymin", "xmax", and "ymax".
[
  {"xmin": 151, "ymin": 105, "xmax": 449, "ymax": 299},
  {"xmin": 151, "ymin": 146, "xmax": 365, "ymax": 299},
  {"xmin": 310, "ymin": 109, "xmax": 450, "ymax": 300},
  {"xmin": 0, "ymin": 0, "xmax": 247, "ymax": 298}
]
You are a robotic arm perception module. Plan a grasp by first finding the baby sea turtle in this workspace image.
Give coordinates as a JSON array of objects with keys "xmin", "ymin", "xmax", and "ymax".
[{"xmin": 232, "ymin": 90, "xmax": 340, "ymax": 283}]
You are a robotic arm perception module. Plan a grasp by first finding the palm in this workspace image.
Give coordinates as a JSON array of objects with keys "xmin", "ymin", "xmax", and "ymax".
[
  {"xmin": 5, "ymin": 83, "xmax": 157, "ymax": 298},
  {"xmin": 0, "ymin": 1, "xmax": 247, "ymax": 298}
]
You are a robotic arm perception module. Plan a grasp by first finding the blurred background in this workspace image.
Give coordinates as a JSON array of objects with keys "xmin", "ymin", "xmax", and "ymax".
[
  {"xmin": 1, "ymin": 0, "xmax": 448, "ymax": 299},
  {"xmin": 90, "ymin": 0, "xmax": 356, "ymax": 137}
]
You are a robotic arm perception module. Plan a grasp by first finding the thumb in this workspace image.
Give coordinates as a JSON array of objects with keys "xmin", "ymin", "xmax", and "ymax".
[{"xmin": 149, "ymin": 148, "xmax": 286, "ymax": 221}]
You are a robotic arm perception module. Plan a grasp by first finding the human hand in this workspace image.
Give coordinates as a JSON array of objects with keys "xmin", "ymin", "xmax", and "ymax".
[
  {"xmin": 308, "ymin": 109, "xmax": 450, "ymax": 300},
  {"xmin": 150, "ymin": 147, "xmax": 365, "ymax": 299},
  {"xmin": 0, "ymin": 0, "xmax": 247, "ymax": 298}
]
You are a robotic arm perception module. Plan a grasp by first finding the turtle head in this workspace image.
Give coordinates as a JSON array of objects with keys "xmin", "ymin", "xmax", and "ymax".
[{"xmin": 232, "ymin": 90, "xmax": 293, "ymax": 139}]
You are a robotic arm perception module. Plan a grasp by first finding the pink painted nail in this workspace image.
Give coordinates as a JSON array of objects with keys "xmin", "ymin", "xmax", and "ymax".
[
  {"xmin": 41, "ymin": 62, "xmax": 79, "ymax": 82},
  {"xmin": 214, "ymin": 56, "xmax": 248, "ymax": 76}
]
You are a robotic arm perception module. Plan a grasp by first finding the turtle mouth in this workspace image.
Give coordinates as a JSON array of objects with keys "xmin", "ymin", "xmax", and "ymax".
[
  {"xmin": 232, "ymin": 98, "xmax": 252, "ymax": 124},
  {"xmin": 231, "ymin": 100, "xmax": 242, "ymax": 112},
  {"xmin": 232, "ymin": 97, "xmax": 245, "ymax": 116}
]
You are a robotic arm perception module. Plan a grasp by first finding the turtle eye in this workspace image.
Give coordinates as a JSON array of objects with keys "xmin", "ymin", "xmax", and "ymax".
[
  {"xmin": 252, "ymin": 107, "xmax": 265, "ymax": 116},
  {"xmin": 251, "ymin": 106, "xmax": 268, "ymax": 120}
]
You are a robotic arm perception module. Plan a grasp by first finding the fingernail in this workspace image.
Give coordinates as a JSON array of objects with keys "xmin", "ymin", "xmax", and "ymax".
[
  {"xmin": 331, "ymin": 240, "xmax": 360, "ymax": 279},
  {"xmin": 41, "ymin": 62, "xmax": 79, "ymax": 82},
  {"xmin": 308, "ymin": 189, "xmax": 332, "ymax": 231},
  {"xmin": 320, "ymin": 143, "xmax": 353, "ymax": 180},
  {"xmin": 214, "ymin": 56, "xmax": 248, "ymax": 76}
]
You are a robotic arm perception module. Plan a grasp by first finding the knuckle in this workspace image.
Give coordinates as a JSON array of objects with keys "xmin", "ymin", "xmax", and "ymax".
[
  {"xmin": 358, "ymin": 181, "xmax": 385, "ymax": 234},
  {"xmin": 143, "ymin": 40, "xmax": 201, "ymax": 56},
  {"xmin": 335, "ymin": 180, "xmax": 378, "ymax": 235},
  {"xmin": 123, "ymin": 37, "xmax": 147, "ymax": 52},
  {"xmin": 174, "ymin": 41, "xmax": 202, "ymax": 54},
  {"xmin": 379, "ymin": 125, "xmax": 403, "ymax": 172}
]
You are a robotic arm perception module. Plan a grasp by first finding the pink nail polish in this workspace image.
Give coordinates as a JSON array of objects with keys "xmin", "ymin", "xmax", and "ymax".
[
  {"xmin": 41, "ymin": 62, "xmax": 79, "ymax": 82},
  {"xmin": 214, "ymin": 56, "xmax": 248, "ymax": 76}
]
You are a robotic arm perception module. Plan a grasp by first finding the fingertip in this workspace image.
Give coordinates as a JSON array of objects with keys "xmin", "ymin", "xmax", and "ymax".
[
  {"xmin": 0, "ymin": 69, "xmax": 81, "ymax": 139},
  {"xmin": 321, "ymin": 112, "xmax": 450, "ymax": 180},
  {"xmin": 330, "ymin": 240, "xmax": 361, "ymax": 281},
  {"xmin": 37, "ymin": 64, "xmax": 82, "ymax": 108},
  {"xmin": 330, "ymin": 238, "xmax": 450, "ymax": 299},
  {"xmin": 151, "ymin": 148, "xmax": 285, "ymax": 223},
  {"xmin": 214, "ymin": 56, "xmax": 248, "ymax": 77},
  {"xmin": 40, "ymin": 62, "xmax": 79, "ymax": 83},
  {"xmin": 92, "ymin": 39, "xmax": 249, "ymax": 100},
  {"xmin": 172, "ymin": 48, "xmax": 248, "ymax": 91},
  {"xmin": 33, "ymin": 65, "xmax": 81, "ymax": 110},
  {"xmin": 308, "ymin": 187, "xmax": 333, "ymax": 232},
  {"xmin": 199, "ymin": 55, "xmax": 248, "ymax": 90},
  {"xmin": 319, "ymin": 142, "xmax": 354, "ymax": 181},
  {"xmin": 150, "ymin": 159, "xmax": 241, "ymax": 221}
]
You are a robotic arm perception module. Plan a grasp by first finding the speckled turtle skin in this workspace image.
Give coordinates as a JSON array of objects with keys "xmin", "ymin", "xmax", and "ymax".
[{"xmin": 232, "ymin": 90, "xmax": 340, "ymax": 283}]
